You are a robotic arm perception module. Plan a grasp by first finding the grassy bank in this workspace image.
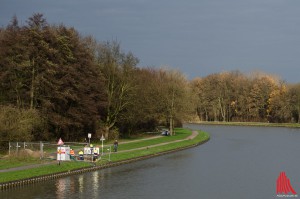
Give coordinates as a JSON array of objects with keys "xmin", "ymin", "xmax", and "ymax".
[
  {"xmin": 193, "ymin": 121, "xmax": 300, "ymax": 128},
  {"xmin": 0, "ymin": 128, "xmax": 209, "ymax": 184},
  {"xmin": 117, "ymin": 129, "xmax": 192, "ymax": 151},
  {"xmin": 0, "ymin": 157, "xmax": 47, "ymax": 170},
  {"xmin": 0, "ymin": 162, "xmax": 91, "ymax": 183}
]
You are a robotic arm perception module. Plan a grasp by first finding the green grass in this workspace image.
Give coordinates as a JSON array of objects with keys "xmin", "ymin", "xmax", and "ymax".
[
  {"xmin": 0, "ymin": 157, "xmax": 47, "ymax": 170},
  {"xmin": 99, "ymin": 129, "xmax": 209, "ymax": 162},
  {"xmin": 117, "ymin": 128, "xmax": 192, "ymax": 151},
  {"xmin": 93, "ymin": 133, "xmax": 161, "ymax": 145},
  {"xmin": 0, "ymin": 128, "xmax": 209, "ymax": 184},
  {"xmin": 0, "ymin": 161, "xmax": 91, "ymax": 183}
]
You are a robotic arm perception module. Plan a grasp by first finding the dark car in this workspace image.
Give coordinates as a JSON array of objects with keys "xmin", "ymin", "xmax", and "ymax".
[{"xmin": 161, "ymin": 130, "xmax": 170, "ymax": 136}]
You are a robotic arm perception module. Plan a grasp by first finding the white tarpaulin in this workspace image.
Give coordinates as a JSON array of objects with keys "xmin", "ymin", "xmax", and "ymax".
[
  {"xmin": 84, "ymin": 147, "xmax": 99, "ymax": 155},
  {"xmin": 57, "ymin": 146, "xmax": 70, "ymax": 161}
]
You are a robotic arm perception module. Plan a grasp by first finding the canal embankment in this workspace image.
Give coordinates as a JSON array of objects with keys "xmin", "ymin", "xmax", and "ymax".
[{"xmin": 0, "ymin": 128, "xmax": 210, "ymax": 190}]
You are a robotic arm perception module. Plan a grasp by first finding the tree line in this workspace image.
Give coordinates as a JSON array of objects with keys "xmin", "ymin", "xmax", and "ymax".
[
  {"xmin": 0, "ymin": 14, "xmax": 194, "ymax": 143},
  {"xmin": 0, "ymin": 14, "xmax": 299, "ymax": 143},
  {"xmin": 191, "ymin": 71, "xmax": 300, "ymax": 123}
]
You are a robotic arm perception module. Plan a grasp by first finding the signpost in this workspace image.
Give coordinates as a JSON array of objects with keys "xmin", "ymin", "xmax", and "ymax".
[
  {"xmin": 108, "ymin": 146, "xmax": 111, "ymax": 161},
  {"xmin": 57, "ymin": 138, "xmax": 64, "ymax": 165},
  {"xmin": 16, "ymin": 142, "xmax": 20, "ymax": 154},
  {"xmin": 100, "ymin": 134, "xmax": 105, "ymax": 155},
  {"xmin": 8, "ymin": 142, "xmax": 11, "ymax": 155}
]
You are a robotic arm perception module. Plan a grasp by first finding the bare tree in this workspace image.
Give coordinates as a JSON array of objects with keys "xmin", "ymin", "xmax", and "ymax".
[
  {"xmin": 96, "ymin": 41, "xmax": 138, "ymax": 139},
  {"xmin": 157, "ymin": 68, "xmax": 195, "ymax": 135}
]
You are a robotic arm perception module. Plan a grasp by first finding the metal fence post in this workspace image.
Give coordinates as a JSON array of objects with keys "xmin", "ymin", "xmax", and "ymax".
[
  {"xmin": 109, "ymin": 146, "xmax": 111, "ymax": 161},
  {"xmin": 40, "ymin": 141, "xmax": 43, "ymax": 159},
  {"xmin": 16, "ymin": 142, "xmax": 19, "ymax": 155}
]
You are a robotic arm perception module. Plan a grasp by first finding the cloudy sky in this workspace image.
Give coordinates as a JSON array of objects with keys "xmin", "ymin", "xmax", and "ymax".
[{"xmin": 1, "ymin": 0, "xmax": 300, "ymax": 83}]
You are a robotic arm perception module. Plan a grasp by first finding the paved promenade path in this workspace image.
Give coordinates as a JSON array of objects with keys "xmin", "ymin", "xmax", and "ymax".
[
  {"xmin": 117, "ymin": 131, "xmax": 198, "ymax": 153},
  {"xmin": 0, "ymin": 131, "xmax": 198, "ymax": 173}
]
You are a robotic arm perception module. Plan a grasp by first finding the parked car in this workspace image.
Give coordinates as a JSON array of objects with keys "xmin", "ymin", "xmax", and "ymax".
[{"xmin": 161, "ymin": 130, "xmax": 170, "ymax": 136}]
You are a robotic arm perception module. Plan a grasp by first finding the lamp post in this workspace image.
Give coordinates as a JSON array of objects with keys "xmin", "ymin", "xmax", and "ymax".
[
  {"xmin": 108, "ymin": 146, "xmax": 111, "ymax": 161},
  {"xmin": 88, "ymin": 133, "xmax": 91, "ymax": 145},
  {"xmin": 8, "ymin": 142, "xmax": 11, "ymax": 156}
]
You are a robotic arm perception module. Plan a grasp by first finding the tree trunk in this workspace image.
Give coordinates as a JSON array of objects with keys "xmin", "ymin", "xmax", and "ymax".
[
  {"xmin": 169, "ymin": 116, "xmax": 174, "ymax": 136},
  {"xmin": 30, "ymin": 59, "xmax": 35, "ymax": 109},
  {"xmin": 205, "ymin": 108, "xmax": 208, "ymax": 121},
  {"xmin": 218, "ymin": 97, "xmax": 226, "ymax": 122},
  {"xmin": 104, "ymin": 126, "xmax": 109, "ymax": 140},
  {"xmin": 298, "ymin": 107, "xmax": 300, "ymax": 123},
  {"xmin": 169, "ymin": 88, "xmax": 175, "ymax": 136}
]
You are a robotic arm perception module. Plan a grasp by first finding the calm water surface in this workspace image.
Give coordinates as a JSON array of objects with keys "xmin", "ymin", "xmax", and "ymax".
[{"xmin": 1, "ymin": 124, "xmax": 300, "ymax": 199}]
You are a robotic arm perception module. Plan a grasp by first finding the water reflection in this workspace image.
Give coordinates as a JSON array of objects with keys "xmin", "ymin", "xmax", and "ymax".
[
  {"xmin": 56, "ymin": 178, "xmax": 67, "ymax": 199},
  {"xmin": 91, "ymin": 172, "xmax": 99, "ymax": 198},
  {"xmin": 78, "ymin": 175, "xmax": 84, "ymax": 193}
]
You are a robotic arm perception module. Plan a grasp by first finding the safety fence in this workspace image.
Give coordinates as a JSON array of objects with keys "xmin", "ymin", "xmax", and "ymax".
[
  {"xmin": 7, "ymin": 141, "xmax": 88, "ymax": 159},
  {"xmin": 0, "ymin": 141, "xmax": 8, "ymax": 155}
]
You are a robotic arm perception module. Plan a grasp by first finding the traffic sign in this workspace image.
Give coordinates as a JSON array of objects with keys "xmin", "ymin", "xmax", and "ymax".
[
  {"xmin": 100, "ymin": 135, "xmax": 105, "ymax": 141},
  {"xmin": 57, "ymin": 138, "xmax": 64, "ymax": 145}
]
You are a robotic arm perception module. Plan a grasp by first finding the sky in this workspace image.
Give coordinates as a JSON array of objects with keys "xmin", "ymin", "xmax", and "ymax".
[{"xmin": 1, "ymin": 0, "xmax": 300, "ymax": 83}]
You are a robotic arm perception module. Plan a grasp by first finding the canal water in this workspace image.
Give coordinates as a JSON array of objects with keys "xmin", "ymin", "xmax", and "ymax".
[{"xmin": 1, "ymin": 124, "xmax": 300, "ymax": 199}]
